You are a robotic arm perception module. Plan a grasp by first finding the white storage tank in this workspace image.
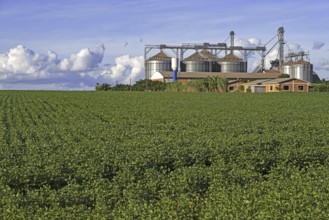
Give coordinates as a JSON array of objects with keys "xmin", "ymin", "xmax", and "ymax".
[
  {"xmin": 145, "ymin": 51, "xmax": 172, "ymax": 79},
  {"xmin": 200, "ymin": 50, "xmax": 221, "ymax": 72},
  {"xmin": 183, "ymin": 50, "xmax": 220, "ymax": 72},
  {"xmin": 219, "ymin": 53, "xmax": 247, "ymax": 72},
  {"xmin": 293, "ymin": 59, "xmax": 313, "ymax": 81},
  {"xmin": 281, "ymin": 60, "xmax": 295, "ymax": 78},
  {"xmin": 183, "ymin": 51, "xmax": 210, "ymax": 72}
]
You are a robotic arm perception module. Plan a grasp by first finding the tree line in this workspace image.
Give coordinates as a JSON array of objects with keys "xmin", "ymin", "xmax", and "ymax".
[
  {"xmin": 312, "ymin": 80, "xmax": 329, "ymax": 92},
  {"xmin": 96, "ymin": 76, "xmax": 229, "ymax": 92}
]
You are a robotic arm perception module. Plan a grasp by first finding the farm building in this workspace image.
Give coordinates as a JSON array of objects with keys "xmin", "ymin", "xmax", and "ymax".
[
  {"xmin": 262, "ymin": 78, "xmax": 310, "ymax": 92},
  {"xmin": 151, "ymin": 71, "xmax": 281, "ymax": 83},
  {"xmin": 242, "ymin": 78, "xmax": 310, "ymax": 93},
  {"xmin": 242, "ymin": 79, "xmax": 272, "ymax": 93},
  {"xmin": 227, "ymin": 80, "xmax": 242, "ymax": 92},
  {"xmin": 150, "ymin": 70, "xmax": 285, "ymax": 93},
  {"xmin": 151, "ymin": 71, "xmax": 311, "ymax": 93}
]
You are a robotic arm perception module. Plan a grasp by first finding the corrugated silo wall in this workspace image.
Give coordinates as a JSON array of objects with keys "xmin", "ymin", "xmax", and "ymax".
[{"xmin": 145, "ymin": 60, "xmax": 171, "ymax": 79}]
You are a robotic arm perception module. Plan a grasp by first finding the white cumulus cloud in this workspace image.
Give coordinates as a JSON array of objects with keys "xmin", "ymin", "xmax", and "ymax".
[
  {"xmin": 235, "ymin": 37, "xmax": 262, "ymax": 48},
  {"xmin": 0, "ymin": 44, "xmax": 145, "ymax": 90},
  {"xmin": 0, "ymin": 45, "xmax": 57, "ymax": 78},
  {"xmin": 58, "ymin": 44, "xmax": 105, "ymax": 72},
  {"xmin": 100, "ymin": 55, "xmax": 144, "ymax": 85},
  {"xmin": 264, "ymin": 48, "xmax": 279, "ymax": 69},
  {"xmin": 233, "ymin": 37, "xmax": 266, "ymax": 71},
  {"xmin": 234, "ymin": 37, "xmax": 262, "ymax": 59}
]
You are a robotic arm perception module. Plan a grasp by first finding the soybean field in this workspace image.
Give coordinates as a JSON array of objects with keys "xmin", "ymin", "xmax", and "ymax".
[{"xmin": 0, "ymin": 91, "xmax": 329, "ymax": 219}]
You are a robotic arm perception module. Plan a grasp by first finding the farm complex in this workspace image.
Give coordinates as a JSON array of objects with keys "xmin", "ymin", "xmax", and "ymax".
[{"xmin": 145, "ymin": 27, "xmax": 318, "ymax": 92}]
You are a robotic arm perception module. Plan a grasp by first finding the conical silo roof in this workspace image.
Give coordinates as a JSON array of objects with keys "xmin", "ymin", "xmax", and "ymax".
[
  {"xmin": 184, "ymin": 51, "xmax": 208, "ymax": 61},
  {"xmin": 184, "ymin": 50, "xmax": 219, "ymax": 61},
  {"xmin": 295, "ymin": 59, "xmax": 310, "ymax": 64},
  {"xmin": 199, "ymin": 50, "xmax": 220, "ymax": 61},
  {"xmin": 148, "ymin": 51, "xmax": 171, "ymax": 61},
  {"xmin": 283, "ymin": 60, "xmax": 295, "ymax": 65},
  {"xmin": 220, "ymin": 53, "xmax": 242, "ymax": 62}
]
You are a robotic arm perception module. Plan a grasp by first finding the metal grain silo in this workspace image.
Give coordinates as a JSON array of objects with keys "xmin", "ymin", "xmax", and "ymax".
[
  {"xmin": 281, "ymin": 60, "xmax": 295, "ymax": 78},
  {"xmin": 293, "ymin": 59, "xmax": 313, "ymax": 81},
  {"xmin": 183, "ymin": 51, "xmax": 210, "ymax": 72},
  {"xmin": 183, "ymin": 50, "xmax": 220, "ymax": 72},
  {"xmin": 145, "ymin": 51, "xmax": 172, "ymax": 79},
  {"xmin": 199, "ymin": 50, "xmax": 221, "ymax": 72},
  {"xmin": 219, "ymin": 53, "xmax": 247, "ymax": 72}
]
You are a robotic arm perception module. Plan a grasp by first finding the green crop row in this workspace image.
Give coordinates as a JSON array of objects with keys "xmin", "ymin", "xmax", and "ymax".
[{"xmin": 0, "ymin": 91, "xmax": 328, "ymax": 219}]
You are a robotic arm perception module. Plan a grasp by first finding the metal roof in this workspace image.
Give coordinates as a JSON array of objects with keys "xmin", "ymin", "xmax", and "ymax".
[
  {"xmin": 262, "ymin": 78, "xmax": 310, "ymax": 84},
  {"xmin": 295, "ymin": 59, "xmax": 310, "ymax": 64},
  {"xmin": 220, "ymin": 53, "xmax": 243, "ymax": 62},
  {"xmin": 184, "ymin": 50, "xmax": 219, "ymax": 61},
  {"xmin": 159, "ymin": 71, "xmax": 281, "ymax": 80},
  {"xmin": 243, "ymin": 79, "xmax": 272, "ymax": 86},
  {"xmin": 184, "ymin": 51, "xmax": 208, "ymax": 61},
  {"xmin": 148, "ymin": 51, "xmax": 171, "ymax": 61},
  {"xmin": 283, "ymin": 60, "xmax": 295, "ymax": 65},
  {"xmin": 200, "ymin": 50, "xmax": 220, "ymax": 61},
  {"xmin": 283, "ymin": 59, "xmax": 311, "ymax": 65}
]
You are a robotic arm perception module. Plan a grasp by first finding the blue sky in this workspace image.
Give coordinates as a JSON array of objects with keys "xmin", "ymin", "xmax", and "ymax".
[{"xmin": 1, "ymin": 0, "xmax": 329, "ymax": 90}]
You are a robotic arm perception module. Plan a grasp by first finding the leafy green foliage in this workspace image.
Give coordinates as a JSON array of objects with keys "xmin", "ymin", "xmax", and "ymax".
[
  {"xmin": 96, "ymin": 79, "xmax": 166, "ymax": 92},
  {"xmin": 111, "ymin": 83, "xmax": 131, "ymax": 91},
  {"xmin": 165, "ymin": 77, "xmax": 228, "ymax": 93},
  {"xmin": 203, "ymin": 76, "xmax": 228, "ymax": 92},
  {"xmin": 0, "ymin": 91, "xmax": 328, "ymax": 218},
  {"xmin": 95, "ymin": 83, "xmax": 111, "ymax": 91},
  {"xmin": 133, "ymin": 79, "xmax": 166, "ymax": 91},
  {"xmin": 238, "ymin": 85, "xmax": 245, "ymax": 93},
  {"xmin": 312, "ymin": 81, "xmax": 329, "ymax": 92}
]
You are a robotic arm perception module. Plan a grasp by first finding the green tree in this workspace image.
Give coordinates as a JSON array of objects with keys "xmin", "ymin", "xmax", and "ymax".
[
  {"xmin": 186, "ymin": 80, "xmax": 206, "ymax": 92},
  {"xmin": 95, "ymin": 83, "xmax": 111, "ymax": 91},
  {"xmin": 313, "ymin": 82, "xmax": 329, "ymax": 92},
  {"xmin": 133, "ymin": 79, "xmax": 166, "ymax": 91},
  {"xmin": 166, "ymin": 82, "xmax": 187, "ymax": 92},
  {"xmin": 238, "ymin": 85, "xmax": 245, "ymax": 93},
  {"xmin": 112, "ymin": 84, "xmax": 131, "ymax": 91},
  {"xmin": 203, "ymin": 76, "xmax": 228, "ymax": 92}
]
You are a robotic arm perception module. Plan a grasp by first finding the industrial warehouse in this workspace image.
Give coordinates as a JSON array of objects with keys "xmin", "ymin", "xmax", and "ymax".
[{"xmin": 144, "ymin": 27, "xmax": 319, "ymax": 93}]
